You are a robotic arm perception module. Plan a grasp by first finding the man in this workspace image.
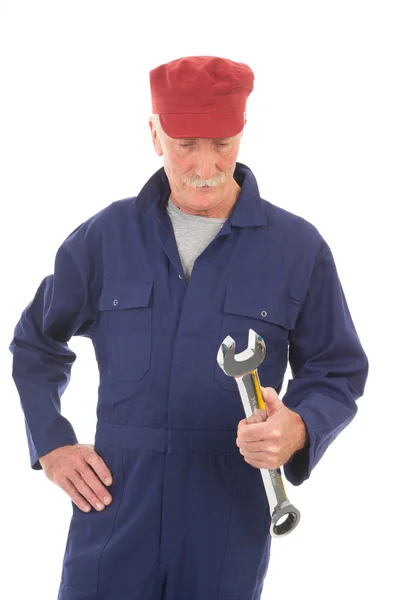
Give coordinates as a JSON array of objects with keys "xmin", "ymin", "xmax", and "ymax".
[{"xmin": 9, "ymin": 56, "xmax": 369, "ymax": 600}]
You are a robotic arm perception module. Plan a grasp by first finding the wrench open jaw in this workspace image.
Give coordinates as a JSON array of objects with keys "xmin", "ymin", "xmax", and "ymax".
[
  {"xmin": 217, "ymin": 329, "xmax": 265, "ymax": 378},
  {"xmin": 217, "ymin": 328, "xmax": 301, "ymax": 538}
]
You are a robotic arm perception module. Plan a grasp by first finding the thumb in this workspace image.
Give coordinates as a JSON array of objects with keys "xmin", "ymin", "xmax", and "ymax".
[{"xmin": 261, "ymin": 386, "xmax": 282, "ymax": 417}]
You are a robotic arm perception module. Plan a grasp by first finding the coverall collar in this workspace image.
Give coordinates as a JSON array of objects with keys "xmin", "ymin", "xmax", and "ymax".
[{"xmin": 135, "ymin": 161, "xmax": 268, "ymax": 229}]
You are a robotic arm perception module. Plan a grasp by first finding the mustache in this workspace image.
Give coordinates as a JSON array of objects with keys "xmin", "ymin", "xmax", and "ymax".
[{"xmin": 183, "ymin": 174, "xmax": 226, "ymax": 187}]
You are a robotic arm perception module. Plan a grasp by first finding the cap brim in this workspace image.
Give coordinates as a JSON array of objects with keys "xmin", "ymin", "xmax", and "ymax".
[{"xmin": 159, "ymin": 112, "xmax": 245, "ymax": 139}]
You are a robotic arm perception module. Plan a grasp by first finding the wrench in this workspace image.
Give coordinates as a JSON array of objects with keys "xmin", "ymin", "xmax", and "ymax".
[{"xmin": 217, "ymin": 328, "xmax": 301, "ymax": 537}]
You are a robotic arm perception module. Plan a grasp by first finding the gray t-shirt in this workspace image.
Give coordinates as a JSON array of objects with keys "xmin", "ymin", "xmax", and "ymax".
[{"xmin": 166, "ymin": 196, "xmax": 227, "ymax": 282}]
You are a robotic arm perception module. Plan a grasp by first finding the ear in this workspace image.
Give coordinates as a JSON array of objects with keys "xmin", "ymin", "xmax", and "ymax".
[{"xmin": 149, "ymin": 120, "xmax": 163, "ymax": 157}]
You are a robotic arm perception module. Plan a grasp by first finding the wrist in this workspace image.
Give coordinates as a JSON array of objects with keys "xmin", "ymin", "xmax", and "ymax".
[{"xmin": 292, "ymin": 411, "xmax": 309, "ymax": 452}]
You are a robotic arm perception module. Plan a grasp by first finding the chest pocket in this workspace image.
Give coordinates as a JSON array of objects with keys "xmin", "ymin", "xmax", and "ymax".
[
  {"xmin": 98, "ymin": 279, "xmax": 153, "ymax": 382},
  {"xmin": 214, "ymin": 286, "xmax": 302, "ymax": 392}
]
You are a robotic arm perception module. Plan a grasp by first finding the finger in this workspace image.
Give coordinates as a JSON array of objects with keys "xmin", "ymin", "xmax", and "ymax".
[
  {"xmin": 238, "ymin": 422, "xmax": 269, "ymax": 443},
  {"xmin": 246, "ymin": 409, "xmax": 268, "ymax": 424},
  {"xmin": 244, "ymin": 456, "xmax": 279, "ymax": 469},
  {"xmin": 239, "ymin": 446, "xmax": 273, "ymax": 458},
  {"xmin": 239, "ymin": 448, "xmax": 269, "ymax": 459},
  {"xmin": 244, "ymin": 456, "xmax": 267, "ymax": 468},
  {"xmin": 242, "ymin": 448, "xmax": 280, "ymax": 461},
  {"xmin": 84, "ymin": 450, "xmax": 113, "ymax": 487},
  {"xmin": 238, "ymin": 412, "xmax": 266, "ymax": 430},
  {"xmin": 58, "ymin": 477, "xmax": 92, "ymax": 513},
  {"xmin": 68, "ymin": 471, "xmax": 106, "ymax": 511},
  {"xmin": 238, "ymin": 440, "xmax": 275, "ymax": 452},
  {"xmin": 79, "ymin": 464, "xmax": 113, "ymax": 507}
]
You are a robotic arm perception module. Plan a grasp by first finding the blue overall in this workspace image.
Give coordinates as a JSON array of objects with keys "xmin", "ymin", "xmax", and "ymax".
[{"xmin": 9, "ymin": 162, "xmax": 369, "ymax": 600}]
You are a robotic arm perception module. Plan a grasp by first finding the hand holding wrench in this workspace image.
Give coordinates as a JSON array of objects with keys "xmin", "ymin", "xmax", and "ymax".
[{"xmin": 217, "ymin": 329, "xmax": 301, "ymax": 538}]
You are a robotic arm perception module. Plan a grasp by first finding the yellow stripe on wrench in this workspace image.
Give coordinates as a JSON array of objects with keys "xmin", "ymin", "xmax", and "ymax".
[{"xmin": 250, "ymin": 369, "xmax": 265, "ymax": 410}]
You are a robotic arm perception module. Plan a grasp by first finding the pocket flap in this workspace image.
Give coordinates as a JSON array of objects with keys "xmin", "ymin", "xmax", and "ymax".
[
  {"xmin": 223, "ymin": 286, "xmax": 301, "ymax": 330},
  {"xmin": 99, "ymin": 279, "xmax": 154, "ymax": 311}
]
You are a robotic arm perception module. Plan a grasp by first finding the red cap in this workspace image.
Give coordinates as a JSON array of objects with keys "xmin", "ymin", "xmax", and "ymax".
[{"xmin": 149, "ymin": 56, "xmax": 254, "ymax": 139}]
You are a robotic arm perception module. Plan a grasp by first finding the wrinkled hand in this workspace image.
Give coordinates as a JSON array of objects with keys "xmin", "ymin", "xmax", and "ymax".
[
  {"xmin": 39, "ymin": 443, "xmax": 114, "ymax": 513},
  {"xmin": 236, "ymin": 386, "xmax": 308, "ymax": 470}
]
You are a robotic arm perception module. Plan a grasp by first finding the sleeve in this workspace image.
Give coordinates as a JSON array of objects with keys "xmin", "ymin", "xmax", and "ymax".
[
  {"xmin": 281, "ymin": 248, "xmax": 369, "ymax": 486},
  {"xmin": 9, "ymin": 227, "xmax": 96, "ymax": 471}
]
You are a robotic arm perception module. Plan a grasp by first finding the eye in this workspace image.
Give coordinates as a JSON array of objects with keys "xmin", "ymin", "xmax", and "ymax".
[{"xmin": 179, "ymin": 142, "xmax": 229, "ymax": 148}]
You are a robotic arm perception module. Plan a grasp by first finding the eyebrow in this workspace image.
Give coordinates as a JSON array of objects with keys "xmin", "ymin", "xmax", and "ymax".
[{"xmin": 177, "ymin": 136, "xmax": 233, "ymax": 142}]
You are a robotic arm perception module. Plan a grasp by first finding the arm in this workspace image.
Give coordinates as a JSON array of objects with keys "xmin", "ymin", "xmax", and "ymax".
[
  {"xmin": 9, "ymin": 226, "xmax": 96, "ymax": 470},
  {"xmin": 282, "ymin": 248, "xmax": 369, "ymax": 486}
]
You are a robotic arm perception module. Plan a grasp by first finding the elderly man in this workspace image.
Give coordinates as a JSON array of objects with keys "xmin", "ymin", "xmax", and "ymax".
[{"xmin": 9, "ymin": 56, "xmax": 369, "ymax": 600}]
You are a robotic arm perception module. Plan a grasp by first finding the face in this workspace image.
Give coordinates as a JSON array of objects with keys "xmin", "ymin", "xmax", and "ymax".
[{"xmin": 149, "ymin": 118, "xmax": 246, "ymax": 217}]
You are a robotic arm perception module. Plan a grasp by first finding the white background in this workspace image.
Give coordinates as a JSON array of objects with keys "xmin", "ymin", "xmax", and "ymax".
[{"xmin": 1, "ymin": 1, "xmax": 399, "ymax": 598}]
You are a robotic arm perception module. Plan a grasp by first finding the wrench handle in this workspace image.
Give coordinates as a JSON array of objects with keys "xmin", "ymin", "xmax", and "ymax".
[{"xmin": 236, "ymin": 370, "xmax": 301, "ymax": 537}]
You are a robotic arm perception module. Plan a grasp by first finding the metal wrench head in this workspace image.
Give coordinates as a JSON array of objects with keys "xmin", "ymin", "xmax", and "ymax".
[{"xmin": 217, "ymin": 329, "xmax": 266, "ymax": 378}]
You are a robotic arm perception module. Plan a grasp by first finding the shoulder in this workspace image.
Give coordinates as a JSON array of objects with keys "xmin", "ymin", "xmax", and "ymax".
[
  {"xmin": 261, "ymin": 198, "xmax": 330, "ymax": 261},
  {"xmin": 64, "ymin": 197, "xmax": 137, "ymax": 245},
  {"xmin": 83, "ymin": 196, "xmax": 137, "ymax": 232}
]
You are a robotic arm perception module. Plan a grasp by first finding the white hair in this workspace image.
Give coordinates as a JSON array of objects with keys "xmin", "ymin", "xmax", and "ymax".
[
  {"xmin": 150, "ymin": 113, "xmax": 246, "ymax": 140},
  {"xmin": 149, "ymin": 114, "xmax": 164, "ymax": 138}
]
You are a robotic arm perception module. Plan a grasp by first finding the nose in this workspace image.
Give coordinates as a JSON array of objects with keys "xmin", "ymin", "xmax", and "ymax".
[{"xmin": 193, "ymin": 148, "xmax": 219, "ymax": 182}]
